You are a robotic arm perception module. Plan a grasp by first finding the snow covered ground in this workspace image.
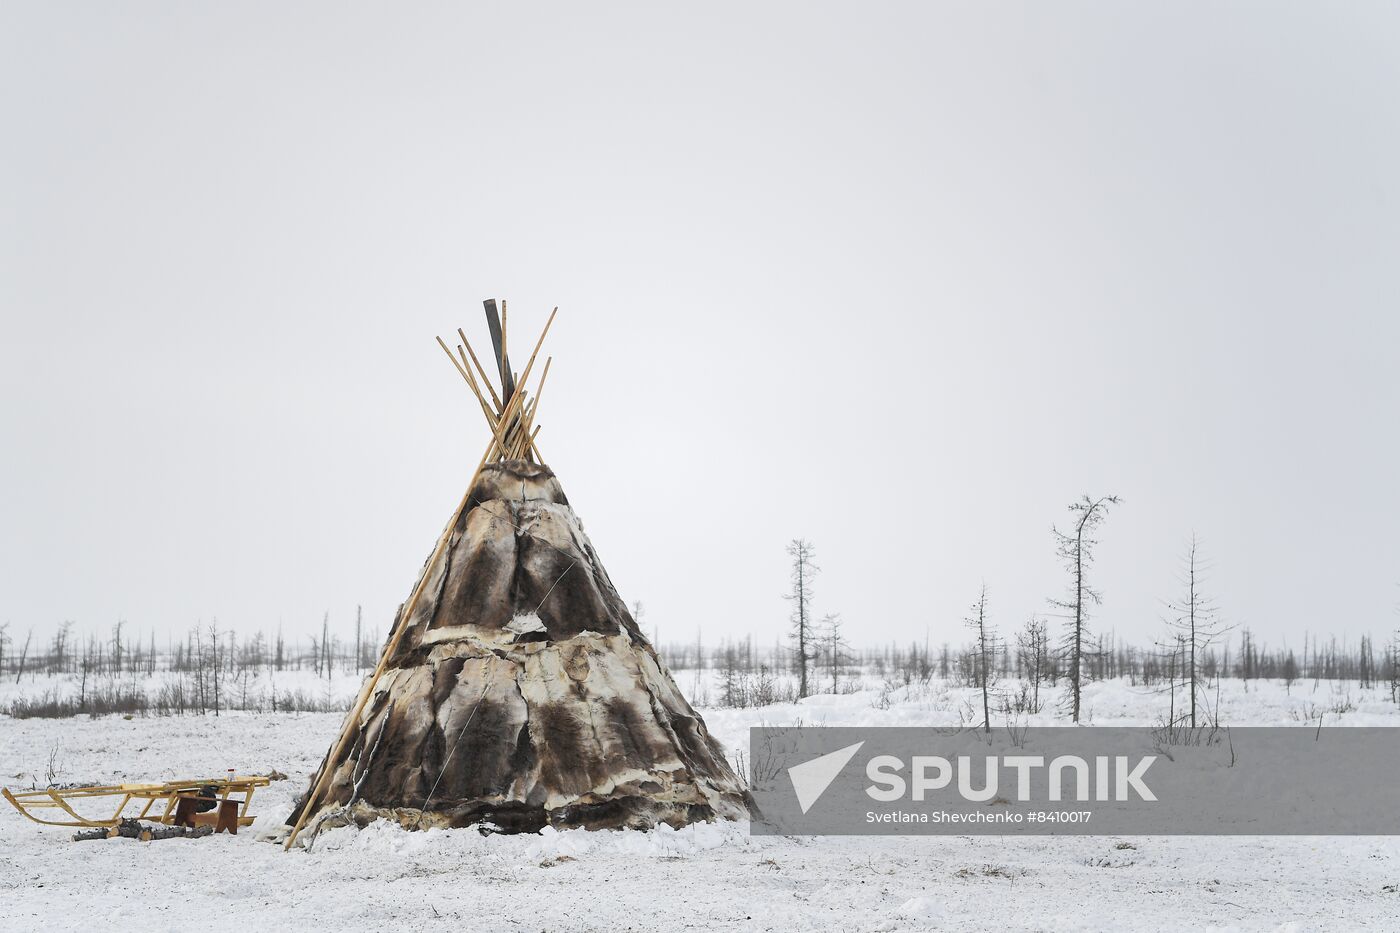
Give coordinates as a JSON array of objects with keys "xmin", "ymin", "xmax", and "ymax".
[{"xmin": 2, "ymin": 674, "xmax": 1397, "ymax": 931}]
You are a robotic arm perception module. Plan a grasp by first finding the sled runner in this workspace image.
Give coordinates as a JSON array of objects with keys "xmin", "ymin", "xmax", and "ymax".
[{"xmin": 2, "ymin": 775, "xmax": 270, "ymax": 834}]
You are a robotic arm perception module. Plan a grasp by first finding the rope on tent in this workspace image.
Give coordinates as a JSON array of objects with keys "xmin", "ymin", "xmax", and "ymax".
[
  {"xmin": 533, "ymin": 559, "xmax": 576, "ymax": 615},
  {"xmin": 412, "ymin": 679, "xmax": 490, "ymax": 831},
  {"xmin": 409, "ymin": 553, "xmax": 579, "ymax": 830}
]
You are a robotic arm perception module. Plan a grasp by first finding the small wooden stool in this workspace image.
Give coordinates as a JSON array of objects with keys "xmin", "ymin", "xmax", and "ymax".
[
  {"xmin": 214, "ymin": 799, "xmax": 239, "ymax": 835},
  {"xmin": 173, "ymin": 796, "xmax": 240, "ymax": 834},
  {"xmin": 172, "ymin": 796, "xmax": 201, "ymax": 827}
]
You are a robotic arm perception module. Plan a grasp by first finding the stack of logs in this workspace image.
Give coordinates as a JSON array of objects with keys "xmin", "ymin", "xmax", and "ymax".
[{"xmin": 74, "ymin": 818, "xmax": 214, "ymax": 842}]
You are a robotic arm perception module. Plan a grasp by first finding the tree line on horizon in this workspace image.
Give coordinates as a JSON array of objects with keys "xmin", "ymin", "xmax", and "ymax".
[
  {"xmin": 745, "ymin": 493, "xmax": 1400, "ymax": 725},
  {"xmin": 1, "ymin": 492, "xmax": 1396, "ymax": 722}
]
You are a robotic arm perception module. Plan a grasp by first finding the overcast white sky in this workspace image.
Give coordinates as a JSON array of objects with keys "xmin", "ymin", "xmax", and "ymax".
[{"xmin": 2, "ymin": 2, "xmax": 1397, "ymax": 653}]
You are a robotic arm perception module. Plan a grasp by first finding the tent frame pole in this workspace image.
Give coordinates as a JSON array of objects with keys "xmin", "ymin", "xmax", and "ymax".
[
  {"xmin": 284, "ymin": 305, "xmax": 556, "ymax": 851},
  {"xmin": 283, "ymin": 441, "xmax": 493, "ymax": 851}
]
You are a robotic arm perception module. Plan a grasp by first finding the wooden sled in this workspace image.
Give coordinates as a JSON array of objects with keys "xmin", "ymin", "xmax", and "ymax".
[{"xmin": 2, "ymin": 776, "xmax": 271, "ymax": 835}]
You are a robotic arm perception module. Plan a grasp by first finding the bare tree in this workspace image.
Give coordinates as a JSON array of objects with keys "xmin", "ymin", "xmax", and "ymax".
[
  {"xmin": 208, "ymin": 622, "xmax": 222, "ymax": 716},
  {"xmin": 1160, "ymin": 534, "xmax": 1231, "ymax": 728},
  {"xmin": 1388, "ymin": 629, "xmax": 1400, "ymax": 706},
  {"xmin": 78, "ymin": 634, "xmax": 96, "ymax": 712},
  {"xmin": 785, "ymin": 539, "xmax": 818, "ymax": 699},
  {"xmin": 1282, "ymin": 649, "xmax": 1299, "ymax": 695},
  {"xmin": 1390, "ymin": 582, "xmax": 1400, "ymax": 706},
  {"xmin": 966, "ymin": 585, "xmax": 995, "ymax": 733},
  {"xmin": 1359, "ymin": 634, "xmax": 1376, "ymax": 689},
  {"xmin": 1238, "ymin": 627, "xmax": 1256, "ymax": 690},
  {"xmin": 243, "ymin": 631, "xmax": 267, "ymax": 674},
  {"xmin": 821, "ymin": 613, "xmax": 850, "ymax": 694},
  {"xmin": 321, "ymin": 612, "xmax": 333, "ymax": 681},
  {"xmin": 1392, "ymin": 585, "xmax": 1400, "ymax": 705},
  {"xmin": 718, "ymin": 641, "xmax": 742, "ymax": 708},
  {"xmin": 111, "ymin": 620, "xmax": 125, "ymax": 675},
  {"xmin": 48, "ymin": 621, "xmax": 73, "ymax": 675},
  {"xmin": 1049, "ymin": 494, "xmax": 1120, "ymax": 723},
  {"xmin": 354, "ymin": 604, "xmax": 363, "ymax": 674},
  {"xmin": 1017, "ymin": 615, "xmax": 1049, "ymax": 713},
  {"xmin": 1167, "ymin": 634, "xmax": 1184, "ymax": 725},
  {"xmin": 14, "ymin": 628, "xmax": 32, "ymax": 683}
]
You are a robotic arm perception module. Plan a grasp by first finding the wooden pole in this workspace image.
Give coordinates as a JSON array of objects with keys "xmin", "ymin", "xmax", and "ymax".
[
  {"xmin": 456, "ymin": 346, "xmax": 501, "ymax": 425},
  {"xmin": 435, "ymin": 335, "xmax": 471, "ymax": 385},
  {"xmin": 458, "ymin": 329, "xmax": 502, "ymax": 411},
  {"xmin": 489, "ymin": 308, "xmax": 556, "ymax": 460},
  {"xmin": 287, "ymin": 308, "xmax": 558, "ymax": 850},
  {"xmin": 509, "ymin": 357, "xmax": 551, "ymax": 459},
  {"xmin": 507, "ymin": 400, "xmax": 534, "ymax": 460},
  {"xmin": 500, "ymin": 390, "xmax": 528, "ymax": 455},
  {"xmin": 284, "ymin": 440, "xmax": 495, "ymax": 851},
  {"xmin": 437, "ymin": 336, "xmax": 491, "ymax": 416},
  {"xmin": 436, "ymin": 338, "xmax": 513, "ymax": 453},
  {"xmin": 486, "ymin": 377, "xmax": 531, "ymax": 460},
  {"xmin": 442, "ymin": 334, "xmax": 546, "ymax": 466}
]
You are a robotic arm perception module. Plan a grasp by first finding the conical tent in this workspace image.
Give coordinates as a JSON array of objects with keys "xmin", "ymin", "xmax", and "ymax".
[{"xmin": 286, "ymin": 302, "xmax": 748, "ymax": 846}]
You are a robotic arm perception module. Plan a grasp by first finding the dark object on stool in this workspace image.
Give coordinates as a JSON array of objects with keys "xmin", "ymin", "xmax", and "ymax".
[{"xmin": 173, "ymin": 785, "xmax": 217, "ymax": 826}]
